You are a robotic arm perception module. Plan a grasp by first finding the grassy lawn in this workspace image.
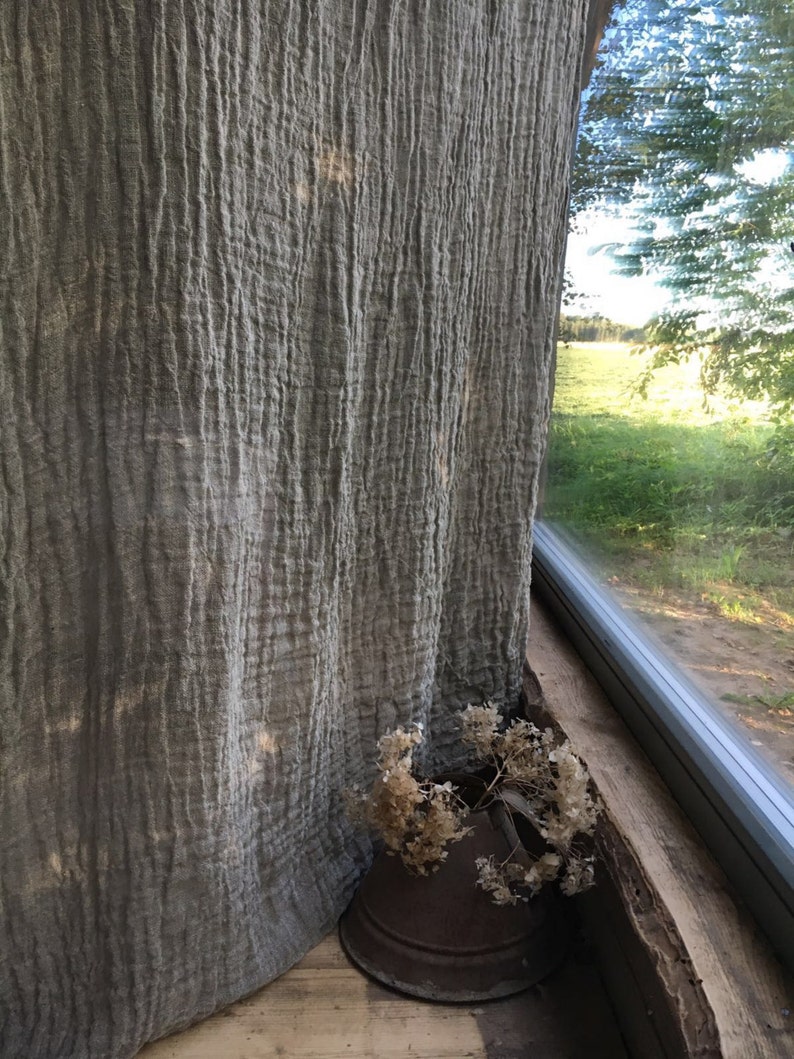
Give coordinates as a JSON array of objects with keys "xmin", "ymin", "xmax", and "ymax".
[{"xmin": 545, "ymin": 342, "xmax": 794, "ymax": 627}]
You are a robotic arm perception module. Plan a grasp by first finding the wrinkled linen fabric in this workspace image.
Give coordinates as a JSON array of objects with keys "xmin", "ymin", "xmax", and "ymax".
[{"xmin": 0, "ymin": 2, "xmax": 588, "ymax": 1056}]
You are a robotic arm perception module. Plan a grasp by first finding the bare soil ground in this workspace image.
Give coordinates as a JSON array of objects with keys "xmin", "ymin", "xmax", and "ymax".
[{"xmin": 606, "ymin": 573, "xmax": 794, "ymax": 784}]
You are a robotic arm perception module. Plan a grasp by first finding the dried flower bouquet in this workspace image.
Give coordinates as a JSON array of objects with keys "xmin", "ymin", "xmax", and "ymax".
[{"xmin": 346, "ymin": 704, "xmax": 601, "ymax": 906}]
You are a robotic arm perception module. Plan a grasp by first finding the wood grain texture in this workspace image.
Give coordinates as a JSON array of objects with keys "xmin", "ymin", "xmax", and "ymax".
[
  {"xmin": 526, "ymin": 597, "xmax": 794, "ymax": 1059},
  {"xmin": 138, "ymin": 931, "xmax": 629, "ymax": 1059}
]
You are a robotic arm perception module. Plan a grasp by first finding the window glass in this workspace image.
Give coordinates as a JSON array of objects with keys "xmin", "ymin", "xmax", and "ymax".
[{"xmin": 544, "ymin": 0, "xmax": 794, "ymax": 788}]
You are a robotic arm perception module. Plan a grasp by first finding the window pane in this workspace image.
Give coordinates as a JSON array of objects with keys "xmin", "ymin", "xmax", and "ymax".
[{"xmin": 544, "ymin": 0, "xmax": 794, "ymax": 790}]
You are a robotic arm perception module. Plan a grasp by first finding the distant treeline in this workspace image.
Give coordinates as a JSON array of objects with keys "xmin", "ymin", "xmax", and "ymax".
[{"xmin": 559, "ymin": 314, "xmax": 647, "ymax": 344}]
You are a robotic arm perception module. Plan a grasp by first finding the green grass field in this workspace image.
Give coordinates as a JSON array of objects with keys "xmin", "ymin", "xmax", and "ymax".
[{"xmin": 545, "ymin": 343, "xmax": 794, "ymax": 626}]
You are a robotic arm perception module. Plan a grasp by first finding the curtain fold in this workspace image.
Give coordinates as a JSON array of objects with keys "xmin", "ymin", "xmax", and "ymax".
[{"xmin": 0, "ymin": 2, "xmax": 588, "ymax": 1055}]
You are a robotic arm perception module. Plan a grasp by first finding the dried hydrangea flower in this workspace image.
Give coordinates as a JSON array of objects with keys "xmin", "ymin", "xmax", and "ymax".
[
  {"xmin": 345, "ymin": 725, "xmax": 471, "ymax": 875},
  {"xmin": 459, "ymin": 703, "xmax": 503, "ymax": 756},
  {"xmin": 560, "ymin": 855, "xmax": 596, "ymax": 896},
  {"xmin": 460, "ymin": 702, "xmax": 601, "ymax": 901},
  {"xmin": 345, "ymin": 707, "xmax": 601, "ymax": 902}
]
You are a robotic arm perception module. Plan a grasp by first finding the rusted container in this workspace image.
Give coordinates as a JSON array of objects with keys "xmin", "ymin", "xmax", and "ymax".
[{"xmin": 339, "ymin": 791, "xmax": 570, "ymax": 1002}]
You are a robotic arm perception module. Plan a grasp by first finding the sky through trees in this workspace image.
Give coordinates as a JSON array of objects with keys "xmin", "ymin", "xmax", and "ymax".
[{"xmin": 573, "ymin": 0, "xmax": 794, "ymax": 412}]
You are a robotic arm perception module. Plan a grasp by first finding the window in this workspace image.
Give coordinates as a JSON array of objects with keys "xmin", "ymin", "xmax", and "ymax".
[{"xmin": 536, "ymin": 0, "xmax": 794, "ymax": 970}]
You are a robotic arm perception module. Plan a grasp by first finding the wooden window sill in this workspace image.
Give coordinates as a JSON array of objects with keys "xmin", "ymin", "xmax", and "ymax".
[
  {"xmin": 526, "ymin": 595, "xmax": 793, "ymax": 1058},
  {"xmin": 138, "ymin": 930, "xmax": 626, "ymax": 1058}
]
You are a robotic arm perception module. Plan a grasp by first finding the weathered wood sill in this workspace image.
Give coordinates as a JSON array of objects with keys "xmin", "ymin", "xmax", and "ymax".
[{"xmin": 526, "ymin": 595, "xmax": 792, "ymax": 1059}]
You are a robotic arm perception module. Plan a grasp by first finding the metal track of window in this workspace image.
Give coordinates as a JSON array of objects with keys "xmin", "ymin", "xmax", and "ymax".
[{"xmin": 532, "ymin": 521, "xmax": 794, "ymax": 972}]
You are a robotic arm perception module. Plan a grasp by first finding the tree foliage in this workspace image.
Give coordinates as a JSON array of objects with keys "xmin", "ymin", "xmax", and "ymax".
[{"xmin": 576, "ymin": 0, "xmax": 794, "ymax": 413}]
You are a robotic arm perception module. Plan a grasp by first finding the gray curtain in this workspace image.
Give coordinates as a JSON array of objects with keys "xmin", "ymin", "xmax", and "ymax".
[{"xmin": 0, "ymin": 2, "xmax": 588, "ymax": 1056}]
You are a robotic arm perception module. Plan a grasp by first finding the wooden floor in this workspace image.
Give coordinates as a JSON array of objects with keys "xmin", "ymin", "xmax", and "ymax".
[{"xmin": 138, "ymin": 931, "xmax": 629, "ymax": 1059}]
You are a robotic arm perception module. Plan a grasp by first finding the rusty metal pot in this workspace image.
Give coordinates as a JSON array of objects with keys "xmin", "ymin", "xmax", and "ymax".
[{"xmin": 339, "ymin": 777, "xmax": 570, "ymax": 1001}]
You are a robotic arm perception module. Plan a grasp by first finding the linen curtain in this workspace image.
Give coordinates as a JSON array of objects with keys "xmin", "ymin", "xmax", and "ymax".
[{"xmin": 0, "ymin": 2, "xmax": 589, "ymax": 1055}]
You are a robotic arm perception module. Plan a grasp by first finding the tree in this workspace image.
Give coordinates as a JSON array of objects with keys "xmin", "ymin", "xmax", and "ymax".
[
  {"xmin": 575, "ymin": 0, "xmax": 794, "ymax": 413},
  {"xmin": 559, "ymin": 311, "xmax": 648, "ymax": 342},
  {"xmin": 0, "ymin": 3, "xmax": 593, "ymax": 1056}
]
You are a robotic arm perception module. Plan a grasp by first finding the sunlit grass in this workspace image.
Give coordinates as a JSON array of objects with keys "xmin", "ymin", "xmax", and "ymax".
[
  {"xmin": 545, "ymin": 342, "xmax": 794, "ymax": 626},
  {"xmin": 552, "ymin": 341, "xmax": 772, "ymax": 424}
]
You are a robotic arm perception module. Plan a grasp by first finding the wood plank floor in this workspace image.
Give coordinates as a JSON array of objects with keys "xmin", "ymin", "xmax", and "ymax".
[{"xmin": 138, "ymin": 931, "xmax": 629, "ymax": 1059}]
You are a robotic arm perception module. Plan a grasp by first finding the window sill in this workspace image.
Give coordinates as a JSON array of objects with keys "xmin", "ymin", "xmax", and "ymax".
[{"xmin": 526, "ymin": 595, "xmax": 793, "ymax": 1058}]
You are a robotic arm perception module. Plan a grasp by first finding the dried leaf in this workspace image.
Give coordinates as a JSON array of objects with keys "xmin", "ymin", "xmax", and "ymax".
[{"xmin": 497, "ymin": 786, "xmax": 535, "ymax": 820}]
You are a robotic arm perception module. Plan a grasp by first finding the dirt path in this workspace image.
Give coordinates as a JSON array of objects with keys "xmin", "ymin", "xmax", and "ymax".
[{"xmin": 605, "ymin": 576, "xmax": 794, "ymax": 785}]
